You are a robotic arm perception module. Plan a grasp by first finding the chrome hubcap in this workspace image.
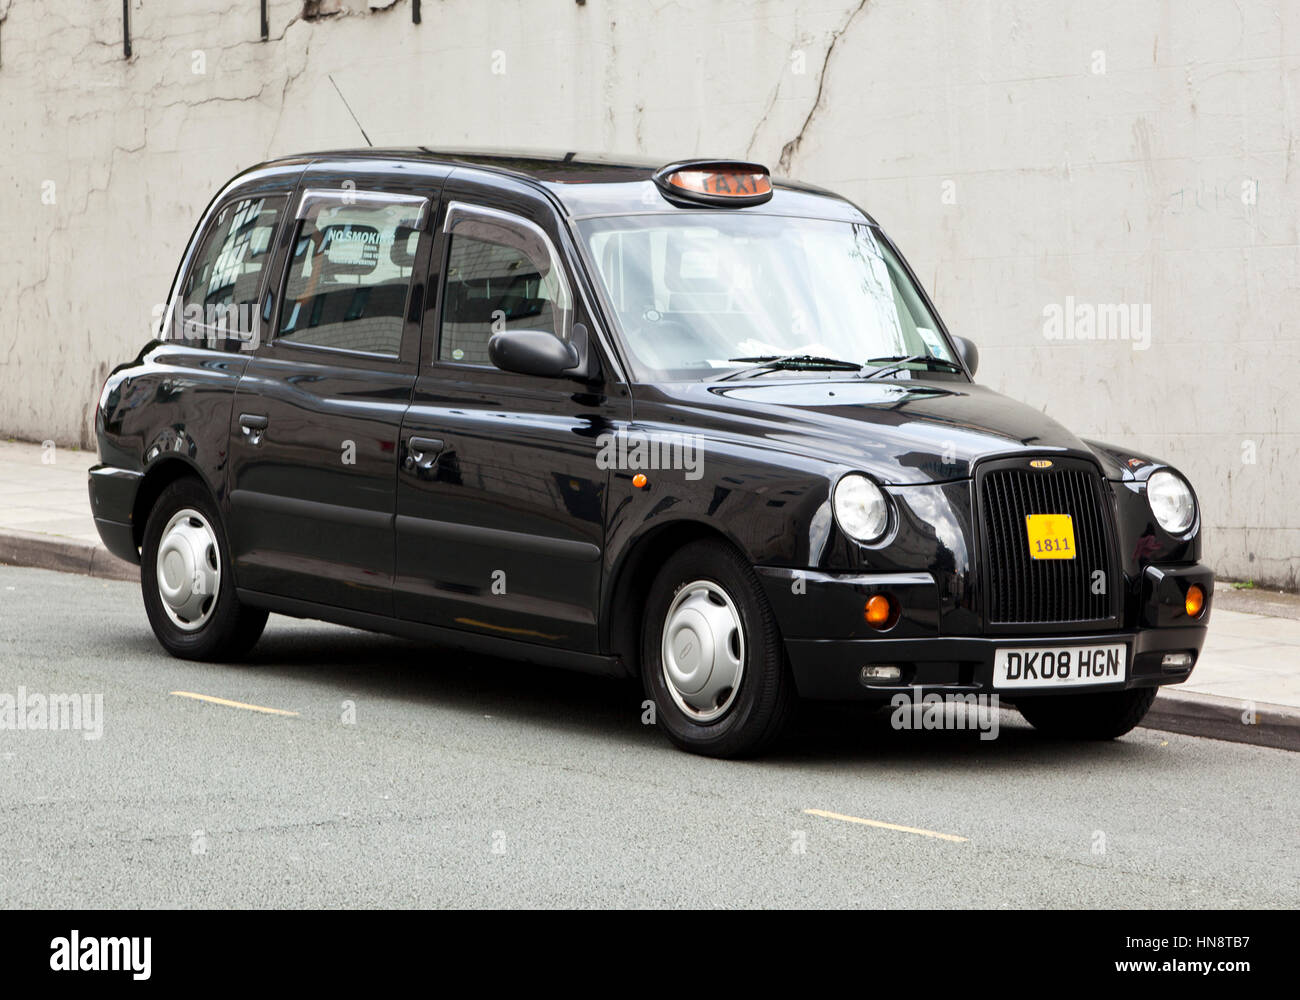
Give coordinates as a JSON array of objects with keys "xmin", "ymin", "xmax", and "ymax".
[
  {"xmin": 661, "ymin": 579, "xmax": 745, "ymax": 723},
  {"xmin": 156, "ymin": 508, "xmax": 220, "ymax": 631}
]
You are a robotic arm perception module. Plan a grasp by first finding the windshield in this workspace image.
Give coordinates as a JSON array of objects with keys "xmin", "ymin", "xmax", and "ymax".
[{"xmin": 576, "ymin": 213, "xmax": 959, "ymax": 381}]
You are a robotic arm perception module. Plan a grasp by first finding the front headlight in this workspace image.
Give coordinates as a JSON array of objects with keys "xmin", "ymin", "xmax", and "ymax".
[
  {"xmin": 1147, "ymin": 470, "xmax": 1196, "ymax": 533},
  {"xmin": 833, "ymin": 474, "xmax": 889, "ymax": 543}
]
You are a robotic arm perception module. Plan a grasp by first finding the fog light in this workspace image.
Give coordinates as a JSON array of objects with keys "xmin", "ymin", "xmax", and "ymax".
[
  {"xmin": 860, "ymin": 665, "xmax": 902, "ymax": 684},
  {"xmin": 864, "ymin": 594, "xmax": 897, "ymax": 629},
  {"xmin": 1161, "ymin": 652, "xmax": 1194, "ymax": 671},
  {"xmin": 1185, "ymin": 584, "xmax": 1205, "ymax": 618}
]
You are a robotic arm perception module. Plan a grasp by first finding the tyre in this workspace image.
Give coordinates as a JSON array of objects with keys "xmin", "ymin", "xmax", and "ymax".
[
  {"xmin": 641, "ymin": 539, "xmax": 795, "ymax": 758},
  {"xmin": 140, "ymin": 477, "xmax": 267, "ymax": 661},
  {"xmin": 1015, "ymin": 687, "xmax": 1158, "ymax": 740}
]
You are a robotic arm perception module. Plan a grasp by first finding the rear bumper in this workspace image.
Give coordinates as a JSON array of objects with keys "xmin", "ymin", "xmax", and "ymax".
[
  {"xmin": 88, "ymin": 465, "xmax": 142, "ymax": 565},
  {"xmin": 758, "ymin": 563, "xmax": 1213, "ymax": 701}
]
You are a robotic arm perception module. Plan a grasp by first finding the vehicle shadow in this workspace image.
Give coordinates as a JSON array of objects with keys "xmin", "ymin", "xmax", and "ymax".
[
  {"xmin": 138, "ymin": 619, "xmax": 1171, "ymax": 772},
  {"xmin": 235, "ymin": 622, "xmax": 651, "ymax": 742}
]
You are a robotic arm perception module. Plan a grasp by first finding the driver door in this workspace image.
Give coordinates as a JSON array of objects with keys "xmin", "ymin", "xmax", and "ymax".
[{"xmin": 393, "ymin": 179, "xmax": 624, "ymax": 652}]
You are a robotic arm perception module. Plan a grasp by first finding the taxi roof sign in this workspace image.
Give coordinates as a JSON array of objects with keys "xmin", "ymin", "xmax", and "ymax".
[{"xmin": 653, "ymin": 160, "xmax": 773, "ymax": 207}]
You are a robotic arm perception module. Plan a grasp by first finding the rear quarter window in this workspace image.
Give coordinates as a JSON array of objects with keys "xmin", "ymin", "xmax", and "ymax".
[{"xmin": 178, "ymin": 195, "xmax": 285, "ymax": 349}]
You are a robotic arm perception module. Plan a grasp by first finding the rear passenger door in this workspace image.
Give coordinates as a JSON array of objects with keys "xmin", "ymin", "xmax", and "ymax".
[{"xmin": 227, "ymin": 164, "xmax": 447, "ymax": 616}]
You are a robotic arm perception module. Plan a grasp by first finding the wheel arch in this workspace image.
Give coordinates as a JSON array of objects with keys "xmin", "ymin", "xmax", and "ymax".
[
  {"xmin": 603, "ymin": 516, "xmax": 751, "ymax": 679},
  {"xmin": 131, "ymin": 457, "xmax": 219, "ymax": 551}
]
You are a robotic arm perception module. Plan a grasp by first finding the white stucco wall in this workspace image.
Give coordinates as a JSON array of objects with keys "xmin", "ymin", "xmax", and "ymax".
[{"xmin": 1, "ymin": 0, "xmax": 1296, "ymax": 585}]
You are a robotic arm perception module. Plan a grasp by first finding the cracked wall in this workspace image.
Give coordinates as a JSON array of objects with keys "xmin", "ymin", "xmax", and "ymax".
[{"xmin": 0, "ymin": 0, "xmax": 1296, "ymax": 585}]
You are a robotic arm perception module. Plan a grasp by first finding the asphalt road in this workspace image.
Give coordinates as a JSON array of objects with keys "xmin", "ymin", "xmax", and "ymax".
[{"xmin": 1, "ymin": 565, "xmax": 1296, "ymax": 908}]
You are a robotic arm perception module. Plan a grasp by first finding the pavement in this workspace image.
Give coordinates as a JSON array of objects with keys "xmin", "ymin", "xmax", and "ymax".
[
  {"xmin": 0, "ymin": 440, "xmax": 133, "ymax": 581},
  {"xmin": 1, "ymin": 438, "xmax": 1297, "ymax": 752},
  {"xmin": 1, "ymin": 564, "xmax": 1297, "ymax": 908}
]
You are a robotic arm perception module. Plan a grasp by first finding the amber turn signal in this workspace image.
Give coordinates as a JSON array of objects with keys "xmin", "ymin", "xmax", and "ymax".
[
  {"xmin": 864, "ymin": 594, "xmax": 897, "ymax": 629},
  {"xmin": 632, "ymin": 473, "xmax": 648, "ymax": 489},
  {"xmin": 1185, "ymin": 584, "xmax": 1205, "ymax": 618}
]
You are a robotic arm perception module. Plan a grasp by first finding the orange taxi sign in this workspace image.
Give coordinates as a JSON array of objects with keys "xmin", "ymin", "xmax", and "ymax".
[{"xmin": 653, "ymin": 160, "xmax": 774, "ymax": 206}]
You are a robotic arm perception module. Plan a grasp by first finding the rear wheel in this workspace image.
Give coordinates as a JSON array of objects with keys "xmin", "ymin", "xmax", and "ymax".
[
  {"xmin": 140, "ymin": 478, "xmax": 267, "ymax": 661},
  {"xmin": 641, "ymin": 540, "xmax": 795, "ymax": 758},
  {"xmin": 1015, "ymin": 687, "xmax": 1158, "ymax": 740}
]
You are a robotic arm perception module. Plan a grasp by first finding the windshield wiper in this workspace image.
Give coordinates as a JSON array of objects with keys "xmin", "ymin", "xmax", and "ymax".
[
  {"xmin": 721, "ymin": 354, "xmax": 865, "ymax": 381},
  {"xmin": 861, "ymin": 354, "xmax": 966, "ymax": 380}
]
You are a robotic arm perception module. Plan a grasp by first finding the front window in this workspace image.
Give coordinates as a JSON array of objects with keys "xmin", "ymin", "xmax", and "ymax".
[
  {"xmin": 439, "ymin": 231, "xmax": 569, "ymax": 366},
  {"xmin": 577, "ymin": 213, "xmax": 957, "ymax": 381},
  {"xmin": 438, "ymin": 205, "xmax": 573, "ymax": 367}
]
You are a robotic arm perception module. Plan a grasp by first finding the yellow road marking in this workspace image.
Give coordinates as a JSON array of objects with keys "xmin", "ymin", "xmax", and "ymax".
[
  {"xmin": 170, "ymin": 691, "xmax": 299, "ymax": 717},
  {"xmin": 803, "ymin": 808, "xmax": 968, "ymax": 843}
]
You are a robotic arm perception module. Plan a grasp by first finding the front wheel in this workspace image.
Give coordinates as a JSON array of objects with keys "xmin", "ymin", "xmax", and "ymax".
[
  {"xmin": 641, "ymin": 540, "xmax": 795, "ymax": 758},
  {"xmin": 140, "ymin": 478, "xmax": 267, "ymax": 661},
  {"xmin": 1015, "ymin": 687, "xmax": 1158, "ymax": 740}
]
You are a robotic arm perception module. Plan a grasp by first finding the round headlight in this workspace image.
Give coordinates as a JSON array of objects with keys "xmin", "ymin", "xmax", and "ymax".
[
  {"xmin": 1147, "ymin": 470, "xmax": 1195, "ymax": 534},
  {"xmin": 833, "ymin": 474, "xmax": 889, "ymax": 543}
]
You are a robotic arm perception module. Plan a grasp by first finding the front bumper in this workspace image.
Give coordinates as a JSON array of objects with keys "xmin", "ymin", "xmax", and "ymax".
[
  {"xmin": 758, "ymin": 563, "xmax": 1213, "ymax": 701},
  {"xmin": 783, "ymin": 625, "xmax": 1207, "ymax": 700}
]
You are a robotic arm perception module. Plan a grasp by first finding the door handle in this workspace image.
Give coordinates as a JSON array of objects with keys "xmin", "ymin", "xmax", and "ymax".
[
  {"xmin": 239, "ymin": 413, "xmax": 268, "ymax": 445},
  {"xmin": 405, "ymin": 436, "xmax": 444, "ymax": 471}
]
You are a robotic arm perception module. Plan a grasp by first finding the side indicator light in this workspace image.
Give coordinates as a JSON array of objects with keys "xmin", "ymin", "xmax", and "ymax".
[
  {"xmin": 632, "ymin": 473, "xmax": 648, "ymax": 489},
  {"xmin": 864, "ymin": 594, "xmax": 897, "ymax": 629},
  {"xmin": 1185, "ymin": 584, "xmax": 1205, "ymax": 618}
]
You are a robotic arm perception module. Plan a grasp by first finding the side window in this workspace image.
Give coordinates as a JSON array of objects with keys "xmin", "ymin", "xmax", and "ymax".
[
  {"xmin": 439, "ymin": 211, "xmax": 572, "ymax": 366},
  {"xmin": 178, "ymin": 195, "xmax": 285, "ymax": 349},
  {"xmin": 277, "ymin": 199, "xmax": 423, "ymax": 357}
]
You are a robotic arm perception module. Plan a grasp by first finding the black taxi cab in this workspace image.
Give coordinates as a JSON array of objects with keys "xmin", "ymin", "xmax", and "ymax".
[{"xmin": 90, "ymin": 150, "xmax": 1212, "ymax": 757}]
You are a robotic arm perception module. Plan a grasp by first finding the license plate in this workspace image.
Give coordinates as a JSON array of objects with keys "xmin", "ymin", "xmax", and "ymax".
[
  {"xmin": 1025, "ymin": 513, "xmax": 1075, "ymax": 559},
  {"xmin": 993, "ymin": 644, "xmax": 1127, "ymax": 689}
]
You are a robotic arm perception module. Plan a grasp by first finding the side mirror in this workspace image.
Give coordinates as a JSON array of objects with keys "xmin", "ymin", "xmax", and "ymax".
[
  {"xmin": 488, "ymin": 324, "xmax": 591, "ymax": 379},
  {"xmin": 953, "ymin": 335, "xmax": 979, "ymax": 377}
]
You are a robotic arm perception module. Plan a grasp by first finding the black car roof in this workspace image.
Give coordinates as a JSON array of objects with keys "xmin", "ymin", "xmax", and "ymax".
[{"xmin": 268, "ymin": 147, "xmax": 876, "ymax": 224}]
